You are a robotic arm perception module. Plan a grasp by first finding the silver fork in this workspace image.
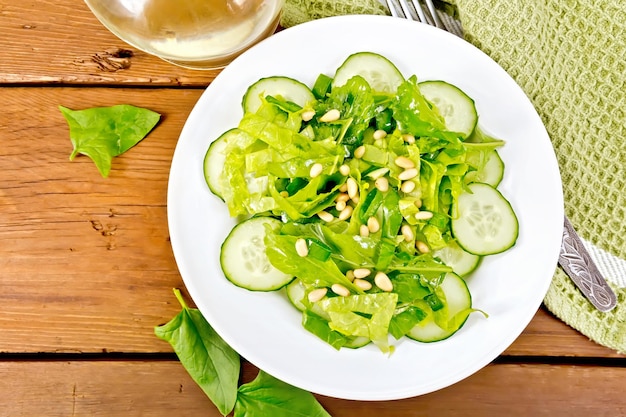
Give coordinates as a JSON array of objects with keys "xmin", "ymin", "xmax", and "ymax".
[
  {"xmin": 385, "ymin": 0, "xmax": 618, "ymax": 312},
  {"xmin": 385, "ymin": 0, "xmax": 463, "ymax": 36}
]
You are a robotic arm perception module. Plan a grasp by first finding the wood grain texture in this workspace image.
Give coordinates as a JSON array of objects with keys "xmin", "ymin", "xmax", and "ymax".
[
  {"xmin": 0, "ymin": 1, "xmax": 218, "ymax": 86},
  {"xmin": 1, "ymin": 87, "xmax": 622, "ymax": 358},
  {"xmin": 1, "ymin": 87, "xmax": 203, "ymax": 353},
  {"xmin": 2, "ymin": 360, "xmax": 625, "ymax": 417}
]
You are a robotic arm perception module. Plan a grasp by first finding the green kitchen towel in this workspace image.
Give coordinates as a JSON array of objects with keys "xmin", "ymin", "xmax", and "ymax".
[
  {"xmin": 280, "ymin": 0, "xmax": 626, "ymax": 354},
  {"xmin": 281, "ymin": 0, "xmax": 387, "ymax": 27},
  {"xmin": 448, "ymin": 0, "xmax": 626, "ymax": 354}
]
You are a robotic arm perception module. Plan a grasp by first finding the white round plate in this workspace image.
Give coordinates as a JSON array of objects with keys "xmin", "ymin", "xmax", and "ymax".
[{"xmin": 167, "ymin": 15, "xmax": 564, "ymax": 401}]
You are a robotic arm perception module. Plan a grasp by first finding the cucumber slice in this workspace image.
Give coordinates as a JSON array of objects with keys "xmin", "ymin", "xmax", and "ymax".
[
  {"xmin": 474, "ymin": 149, "xmax": 504, "ymax": 187},
  {"xmin": 418, "ymin": 80, "xmax": 478, "ymax": 139},
  {"xmin": 285, "ymin": 279, "xmax": 331, "ymax": 319},
  {"xmin": 220, "ymin": 217, "xmax": 294, "ymax": 291},
  {"xmin": 452, "ymin": 183, "xmax": 519, "ymax": 256},
  {"xmin": 286, "ymin": 278, "xmax": 307, "ymax": 311},
  {"xmin": 332, "ymin": 51, "xmax": 405, "ymax": 94},
  {"xmin": 343, "ymin": 336, "xmax": 371, "ymax": 349},
  {"xmin": 434, "ymin": 239, "xmax": 482, "ymax": 278},
  {"xmin": 242, "ymin": 76, "xmax": 315, "ymax": 114},
  {"xmin": 407, "ymin": 273, "xmax": 472, "ymax": 342},
  {"xmin": 203, "ymin": 128, "xmax": 239, "ymax": 200}
]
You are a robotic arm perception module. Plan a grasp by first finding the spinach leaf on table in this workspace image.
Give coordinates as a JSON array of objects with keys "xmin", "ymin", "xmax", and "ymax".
[
  {"xmin": 235, "ymin": 370, "xmax": 331, "ymax": 417},
  {"xmin": 59, "ymin": 104, "xmax": 160, "ymax": 177},
  {"xmin": 155, "ymin": 289, "xmax": 333, "ymax": 417},
  {"xmin": 154, "ymin": 289, "xmax": 239, "ymax": 416}
]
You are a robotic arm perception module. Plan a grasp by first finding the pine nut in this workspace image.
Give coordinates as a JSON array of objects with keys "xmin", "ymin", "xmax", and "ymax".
[
  {"xmin": 339, "ymin": 183, "xmax": 348, "ymax": 193},
  {"xmin": 279, "ymin": 191, "xmax": 289, "ymax": 198},
  {"xmin": 320, "ymin": 109, "xmax": 340, "ymax": 122},
  {"xmin": 368, "ymin": 167, "xmax": 389, "ymax": 180},
  {"xmin": 416, "ymin": 240, "xmax": 430, "ymax": 254},
  {"xmin": 354, "ymin": 278, "xmax": 372, "ymax": 291},
  {"xmin": 367, "ymin": 216, "xmax": 380, "ymax": 233},
  {"xmin": 401, "ymin": 224, "xmax": 414, "ymax": 242},
  {"xmin": 295, "ymin": 238, "xmax": 309, "ymax": 257},
  {"xmin": 336, "ymin": 200, "xmax": 347, "ymax": 211},
  {"xmin": 309, "ymin": 163, "xmax": 323, "ymax": 178},
  {"xmin": 374, "ymin": 272, "xmax": 393, "ymax": 292},
  {"xmin": 414, "ymin": 210, "xmax": 434, "ymax": 221},
  {"xmin": 354, "ymin": 145, "xmax": 366, "ymax": 159},
  {"xmin": 336, "ymin": 193, "xmax": 350, "ymax": 202},
  {"xmin": 414, "ymin": 198, "xmax": 423, "ymax": 209},
  {"xmin": 339, "ymin": 164, "xmax": 350, "ymax": 176},
  {"xmin": 301, "ymin": 110, "xmax": 316, "ymax": 122},
  {"xmin": 373, "ymin": 129, "xmax": 387, "ymax": 140},
  {"xmin": 317, "ymin": 211, "xmax": 334, "ymax": 222},
  {"xmin": 346, "ymin": 270, "xmax": 355, "ymax": 282},
  {"xmin": 395, "ymin": 156, "xmax": 415, "ymax": 169},
  {"xmin": 400, "ymin": 181, "xmax": 416, "ymax": 193},
  {"xmin": 347, "ymin": 177, "xmax": 358, "ymax": 199},
  {"xmin": 359, "ymin": 224, "xmax": 370, "ymax": 237},
  {"xmin": 331, "ymin": 283, "xmax": 350, "ymax": 297},
  {"xmin": 374, "ymin": 177, "xmax": 389, "ymax": 192},
  {"xmin": 351, "ymin": 195, "xmax": 360, "ymax": 204},
  {"xmin": 402, "ymin": 134, "xmax": 416, "ymax": 144},
  {"xmin": 338, "ymin": 205, "xmax": 353, "ymax": 221},
  {"xmin": 308, "ymin": 288, "xmax": 327, "ymax": 302},
  {"xmin": 398, "ymin": 168, "xmax": 418, "ymax": 181},
  {"xmin": 353, "ymin": 268, "xmax": 371, "ymax": 279}
]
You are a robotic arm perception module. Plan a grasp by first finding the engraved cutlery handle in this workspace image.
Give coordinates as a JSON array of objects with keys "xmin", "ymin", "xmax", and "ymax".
[{"xmin": 558, "ymin": 216, "xmax": 617, "ymax": 312}]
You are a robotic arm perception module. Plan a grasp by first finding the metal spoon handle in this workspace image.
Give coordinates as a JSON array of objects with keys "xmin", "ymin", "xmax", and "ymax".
[{"xmin": 558, "ymin": 216, "xmax": 617, "ymax": 312}]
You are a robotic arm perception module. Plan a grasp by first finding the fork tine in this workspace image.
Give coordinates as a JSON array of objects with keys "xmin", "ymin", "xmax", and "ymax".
[
  {"xmin": 409, "ymin": 0, "xmax": 428, "ymax": 23},
  {"xmin": 384, "ymin": 0, "xmax": 399, "ymax": 17},
  {"xmin": 423, "ymin": 0, "xmax": 445, "ymax": 28},
  {"xmin": 384, "ymin": 0, "xmax": 410, "ymax": 21},
  {"xmin": 387, "ymin": 0, "xmax": 463, "ymax": 37},
  {"xmin": 387, "ymin": 0, "xmax": 448, "ymax": 29},
  {"xmin": 398, "ymin": 0, "xmax": 417, "ymax": 21}
]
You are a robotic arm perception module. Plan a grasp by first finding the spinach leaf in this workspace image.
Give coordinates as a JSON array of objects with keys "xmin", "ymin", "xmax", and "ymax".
[
  {"xmin": 154, "ymin": 289, "xmax": 239, "ymax": 416},
  {"xmin": 391, "ymin": 75, "xmax": 448, "ymax": 138},
  {"xmin": 302, "ymin": 310, "xmax": 349, "ymax": 350},
  {"xmin": 235, "ymin": 370, "xmax": 331, "ymax": 417},
  {"xmin": 265, "ymin": 231, "xmax": 361, "ymax": 292},
  {"xmin": 318, "ymin": 75, "xmax": 376, "ymax": 150},
  {"xmin": 59, "ymin": 104, "xmax": 160, "ymax": 177},
  {"xmin": 389, "ymin": 305, "xmax": 428, "ymax": 339}
]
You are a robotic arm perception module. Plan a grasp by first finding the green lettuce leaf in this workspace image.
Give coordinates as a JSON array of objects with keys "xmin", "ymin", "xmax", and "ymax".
[
  {"xmin": 59, "ymin": 104, "xmax": 160, "ymax": 177},
  {"xmin": 319, "ymin": 293, "xmax": 398, "ymax": 353}
]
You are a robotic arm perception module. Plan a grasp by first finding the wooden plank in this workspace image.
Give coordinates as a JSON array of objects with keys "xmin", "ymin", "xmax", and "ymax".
[
  {"xmin": 0, "ymin": 87, "xmax": 621, "ymax": 358},
  {"xmin": 1, "ymin": 360, "xmax": 625, "ymax": 416},
  {"xmin": 1, "ymin": 87, "xmax": 203, "ymax": 353},
  {"xmin": 0, "ymin": 0, "xmax": 219, "ymax": 86},
  {"xmin": 506, "ymin": 306, "xmax": 623, "ymax": 357}
]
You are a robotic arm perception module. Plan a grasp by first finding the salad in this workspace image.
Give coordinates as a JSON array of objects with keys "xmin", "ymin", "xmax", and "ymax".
[{"xmin": 203, "ymin": 52, "xmax": 519, "ymax": 354}]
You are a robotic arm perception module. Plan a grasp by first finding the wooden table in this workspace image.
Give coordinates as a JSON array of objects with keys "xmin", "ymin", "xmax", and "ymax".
[{"xmin": 2, "ymin": 1, "xmax": 624, "ymax": 415}]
